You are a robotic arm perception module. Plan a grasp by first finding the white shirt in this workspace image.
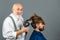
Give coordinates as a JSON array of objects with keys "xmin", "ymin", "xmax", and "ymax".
[{"xmin": 2, "ymin": 13, "xmax": 25, "ymax": 40}]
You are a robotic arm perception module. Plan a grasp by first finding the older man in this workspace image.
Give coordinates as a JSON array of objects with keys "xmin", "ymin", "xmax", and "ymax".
[{"xmin": 2, "ymin": 3, "xmax": 29, "ymax": 40}]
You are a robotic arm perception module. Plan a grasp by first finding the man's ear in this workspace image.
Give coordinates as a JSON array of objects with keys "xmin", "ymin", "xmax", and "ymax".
[
  {"xmin": 36, "ymin": 23, "xmax": 40, "ymax": 29},
  {"xmin": 36, "ymin": 24, "xmax": 39, "ymax": 27},
  {"xmin": 11, "ymin": 9, "xmax": 13, "ymax": 12}
]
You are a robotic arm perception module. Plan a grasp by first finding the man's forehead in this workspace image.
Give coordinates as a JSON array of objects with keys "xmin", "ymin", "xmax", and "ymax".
[{"xmin": 12, "ymin": 3, "xmax": 23, "ymax": 9}]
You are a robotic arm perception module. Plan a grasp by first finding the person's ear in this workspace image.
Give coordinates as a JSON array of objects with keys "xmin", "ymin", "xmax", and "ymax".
[
  {"xmin": 36, "ymin": 24, "xmax": 39, "ymax": 27},
  {"xmin": 11, "ymin": 7, "xmax": 14, "ymax": 12}
]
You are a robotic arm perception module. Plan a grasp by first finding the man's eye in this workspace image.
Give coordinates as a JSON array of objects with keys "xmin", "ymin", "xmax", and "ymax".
[{"xmin": 17, "ymin": 8, "xmax": 23, "ymax": 11}]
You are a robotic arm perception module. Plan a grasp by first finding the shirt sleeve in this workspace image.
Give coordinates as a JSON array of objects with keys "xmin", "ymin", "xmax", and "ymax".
[{"xmin": 2, "ymin": 17, "xmax": 16, "ymax": 39}]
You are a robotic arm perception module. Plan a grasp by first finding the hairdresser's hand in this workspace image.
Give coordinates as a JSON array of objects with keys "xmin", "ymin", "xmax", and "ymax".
[
  {"xmin": 21, "ymin": 27, "xmax": 29, "ymax": 32},
  {"xmin": 16, "ymin": 27, "xmax": 29, "ymax": 36}
]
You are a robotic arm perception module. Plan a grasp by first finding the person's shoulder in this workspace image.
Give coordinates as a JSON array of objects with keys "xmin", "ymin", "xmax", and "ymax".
[
  {"xmin": 30, "ymin": 30, "xmax": 36, "ymax": 37},
  {"xmin": 29, "ymin": 31, "xmax": 38, "ymax": 40},
  {"xmin": 3, "ymin": 16, "xmax": 12, "ymax": 23},
  {"xmin": 4, "ymin": 14, "xmax": 12, "ymax": 21}
]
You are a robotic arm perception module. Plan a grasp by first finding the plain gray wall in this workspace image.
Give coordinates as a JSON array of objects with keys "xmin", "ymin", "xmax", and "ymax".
[{"xmin": 0, "ymin": 0, "xmax": 60, "ymax": 40}]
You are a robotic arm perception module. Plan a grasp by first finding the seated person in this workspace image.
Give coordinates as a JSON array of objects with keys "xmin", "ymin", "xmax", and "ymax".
[{"xmin": 29, "ymin": 14, "xmax": 47, "ymax": 40}]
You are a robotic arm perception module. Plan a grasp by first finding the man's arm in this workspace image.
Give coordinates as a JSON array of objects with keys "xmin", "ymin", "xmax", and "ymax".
[
  {"xmin": 2, "ymin": 17, "xmax": 29, "ymax": 39},
  {"xmin": 16, "ymin": 27, "xmax": 29, "ymax": 36},
  {"xmin": 2, "ymin": 17, "xmax": 17, "ymax": 39}
]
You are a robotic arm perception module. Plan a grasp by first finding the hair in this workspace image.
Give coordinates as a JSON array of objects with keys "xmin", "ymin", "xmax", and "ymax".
[
  {"xmin": 12, "ymin": 3, "xmax": 23, "ymax": 10},
  {"xmin": 27, "ymin": 14, "xmax": 45, "ymax": 29}
]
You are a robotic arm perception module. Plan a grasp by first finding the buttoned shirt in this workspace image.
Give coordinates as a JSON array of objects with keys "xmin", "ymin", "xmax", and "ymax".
[{"xmin": 2, "ymin": 13, "xmax": 25, "ymax": 40}]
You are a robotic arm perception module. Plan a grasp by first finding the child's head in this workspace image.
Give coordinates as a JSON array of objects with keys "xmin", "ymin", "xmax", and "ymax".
[{"xmin": 30, "ymin": 14, "xmax": 45, "ymax": 31}]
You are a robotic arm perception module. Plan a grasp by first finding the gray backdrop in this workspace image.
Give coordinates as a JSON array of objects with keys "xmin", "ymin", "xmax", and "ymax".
[{"xmin": 0, "ymin": 0, "xmax": 60, "ymax": 40}]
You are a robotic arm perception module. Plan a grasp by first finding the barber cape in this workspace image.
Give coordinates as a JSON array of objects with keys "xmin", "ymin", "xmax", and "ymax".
[{"xmin": 29, "ymin": 30, "xmax": 47, "ymax": 40}]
